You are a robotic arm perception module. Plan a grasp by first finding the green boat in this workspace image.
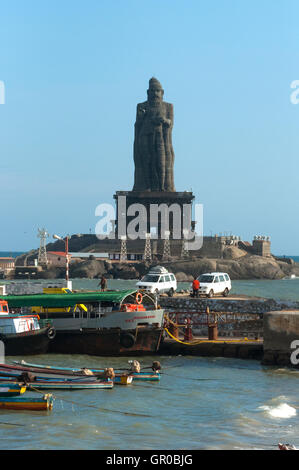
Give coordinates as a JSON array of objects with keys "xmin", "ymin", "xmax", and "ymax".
[{"xmin": 5, "ymin": 290, "xmax": 165, "ymax": 356}]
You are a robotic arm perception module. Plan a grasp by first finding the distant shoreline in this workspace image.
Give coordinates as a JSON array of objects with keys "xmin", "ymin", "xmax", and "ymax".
[
  {"xmin": 2, "ymin": 251, "xmax": 299, "ymax": 262},
  {"xmin": 0, "ymin": 252, "xmax": 25, "ymax": 258}
]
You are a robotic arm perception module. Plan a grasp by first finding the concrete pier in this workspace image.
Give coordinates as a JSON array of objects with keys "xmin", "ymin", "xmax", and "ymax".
[
  {"xmin": 263, "ymin": 310, "xmax": 299, "ymax": 366},
  {"xmin": 159, "ymin": 336, "xmax": 263, "ymax": 360},
  {"xmin": 158, "ymin": 296, "xmax": 299, "ymax": 363}
]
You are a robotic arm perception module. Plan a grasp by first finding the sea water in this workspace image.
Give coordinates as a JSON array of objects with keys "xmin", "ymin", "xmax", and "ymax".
[
  {"xmin": 0, "ymin": 277, "xmax": 299, "ymax": 449},
  {"xmin": 0, "ymin": 355, "xmax": 299, "ymax": 450}
]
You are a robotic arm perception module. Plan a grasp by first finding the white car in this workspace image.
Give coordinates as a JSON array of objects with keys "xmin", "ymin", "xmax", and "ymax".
[
  {"xmin": 136, "ymin": 266, "xmax": 177, "ymax": 297},
  {"xmin": 191, "ymin": 272, "xmax": 231, "ymax": 298}
]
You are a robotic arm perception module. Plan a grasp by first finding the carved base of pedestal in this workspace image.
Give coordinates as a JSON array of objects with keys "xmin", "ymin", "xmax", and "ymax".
[{"xmin": 113, "ymin": 190, "xmax": 195, "ymax": 239}]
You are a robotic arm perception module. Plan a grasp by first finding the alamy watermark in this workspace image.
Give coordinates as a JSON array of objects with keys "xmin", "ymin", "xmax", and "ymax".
[
  {"xmin": 290, "ymin": 80, "xmax": 299, "ymax": 105},
  {"xmin": 95, "ymin": 195, "xmax": 203, "ymax": 250},
  {"xmin": 290, "ymin": 340, "xmax": 299, "ymax": 365},
  {"xmin": 0, "ymin": 81, "xmax": 5, "ymax": 104}
]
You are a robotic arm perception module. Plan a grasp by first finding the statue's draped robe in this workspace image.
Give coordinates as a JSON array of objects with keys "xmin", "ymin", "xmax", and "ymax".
[{"xmin": 133, "ymin": 100, "xmax": 175, "ymax": 192}]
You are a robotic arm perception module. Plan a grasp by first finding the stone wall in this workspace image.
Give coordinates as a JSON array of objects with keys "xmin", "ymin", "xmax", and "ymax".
[
  {"xmin": 252, "ymin": 240, "xmax": 271, "ymax": 257},
  {"xmin": 159, "ymin": 296, "xmax": 299, "ymax": 314}
]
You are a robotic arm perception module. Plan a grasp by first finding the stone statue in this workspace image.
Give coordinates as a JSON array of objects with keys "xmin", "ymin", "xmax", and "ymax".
[{"xmin": 133, "ymin": 78, "xmax": 175, "ymax": 192}]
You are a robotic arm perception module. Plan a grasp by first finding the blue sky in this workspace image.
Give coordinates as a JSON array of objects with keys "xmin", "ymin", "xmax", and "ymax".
[{"xmin": 0, "ymin": 0, "xmax": 298, "ymax": 255}]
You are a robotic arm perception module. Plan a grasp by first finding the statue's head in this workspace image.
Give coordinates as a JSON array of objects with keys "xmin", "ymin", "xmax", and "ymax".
[{"xmin": 147, "ymin": 77, "xmax": 164, "ymax": 104}]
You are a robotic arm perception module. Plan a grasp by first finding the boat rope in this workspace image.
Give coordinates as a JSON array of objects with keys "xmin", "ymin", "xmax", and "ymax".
[
  {"xmin": 164, "ymin": 327, "xmax": 261, "ymax": 345},
  {"xmin": 132, "ymin": 383, "xmax": 172, "ymax": 391},
  {"xmin": 27, "ymin": 385, "xmax": 153, "ymax": 418},
  {"xmin": 160, "ymin": 371, "xmax": 220, "ymax": 382}
]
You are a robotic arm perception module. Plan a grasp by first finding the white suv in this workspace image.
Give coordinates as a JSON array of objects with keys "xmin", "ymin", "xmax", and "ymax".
[
  {"xmin": 136, "ymin": 266, "xmax": 177, "ymax": 297},
  {"xmin": 191, "ymin": 272, "xmax": 231, "ymax": 298}
]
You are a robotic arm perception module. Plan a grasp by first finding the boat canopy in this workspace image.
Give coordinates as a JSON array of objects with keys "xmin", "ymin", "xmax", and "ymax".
[{"xmin": 5, "ymin": 289, "xmax": 140, "ymax": 309}]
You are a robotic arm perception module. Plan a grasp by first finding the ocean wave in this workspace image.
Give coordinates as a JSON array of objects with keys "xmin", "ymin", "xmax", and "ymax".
[{"xmin": 259, "ymin": 403, "xmax": 297, "ymax": 418}]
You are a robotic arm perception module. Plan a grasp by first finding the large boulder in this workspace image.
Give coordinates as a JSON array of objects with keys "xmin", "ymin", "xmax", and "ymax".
[
  {"xmin": 107, "ymin": 263, "xmax": 139, "ymax": 280},
  {"xmin": 162, "ymin": 258, "xmax": 217, "ymax": 278},
  {"xmin": 70, "ymin": 260, "xmax": 106, "ymax": 279},
  {"xmin": 222, "ymin": 246, "xmax": 247, "ymax": 260},
  {"xmin": 175, "ymin": 272, "xmax": 194, "ymax": 282},
  {"xmin": 216, "ymin": 256, "xmax": 285, "ymax": 280}
]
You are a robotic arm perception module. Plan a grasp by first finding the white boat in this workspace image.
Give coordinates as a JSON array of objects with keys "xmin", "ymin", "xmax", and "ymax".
[
  {"xmin": 0, "ymin": 298, "xmax": 55, "ymax": 355},
  {"xmin": 5, "ymin": 290, "xmax": 165, "ymax": 356}
]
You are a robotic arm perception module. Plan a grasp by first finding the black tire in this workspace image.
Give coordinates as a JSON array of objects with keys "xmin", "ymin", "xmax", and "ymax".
[
  {"xmin": 167, "ymin": 288, "xmax": 174, "ymax": 297},
  {"xmin": 0, "ymin": 334, "xmax": 6, "ymax": 344},
  {"xmin": 120, "ymin": 333, "xmax": 135, "ymax": 349},
  {"xmin": 207, "ymin": 290, "xmax": 214, "ymax": 298},
  {"xmin": 47, "ymin": 327, "xmax": 56, "ymax": 340},
  {"xmin": 223, "ymin": 288, "xmax": 229, "ymax": 297}
]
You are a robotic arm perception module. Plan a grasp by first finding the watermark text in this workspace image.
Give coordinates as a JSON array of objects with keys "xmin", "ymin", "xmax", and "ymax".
[
  {"xmin": 290, "ymin": 80, "xmax": 299, "ymax": 105},
  {"xmin": 0, "ymin": 81, "xmax": 5, "ymax": 104},
  {"xmin": 95, "ymin": 196, "xmax": 203, "ymax": 250}
]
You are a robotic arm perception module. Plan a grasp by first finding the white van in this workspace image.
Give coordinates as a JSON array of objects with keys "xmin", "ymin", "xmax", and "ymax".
[
  {"xmin": 136, "ymin": 266, "xmax": 177, "ymax": 297},
  {"xmin": 191, "ymin": 272, "xmax": 231, "ymax": 298}
]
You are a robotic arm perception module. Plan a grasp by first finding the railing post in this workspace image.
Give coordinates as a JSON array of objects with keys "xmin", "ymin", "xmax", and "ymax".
[{"xmin": 184, "ymin": 317, "xmax": 193, "ymax": 341}]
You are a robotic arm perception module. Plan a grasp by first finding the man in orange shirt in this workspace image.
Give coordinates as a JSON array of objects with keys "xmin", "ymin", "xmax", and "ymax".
[{"xmin": 192, "ymin": 278, "xmax": 200, "ymax": 297}]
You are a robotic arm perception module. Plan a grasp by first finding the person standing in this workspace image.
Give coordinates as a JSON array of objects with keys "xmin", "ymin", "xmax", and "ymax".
[
  {"xmin": 99, "ymin": 275, "xmax": 107, "ymax": 291},
  {"xmin": 192, "ymin": 277, "xmax": 200, "ymax": 297}
]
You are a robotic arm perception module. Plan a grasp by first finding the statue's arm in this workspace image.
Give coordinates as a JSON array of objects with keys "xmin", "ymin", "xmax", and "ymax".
[
  {"xmin": 135, "ymin": 103, "xmax": 146, "ymax": 126},
  {"xmin": 163, "ymin": 103, "xmax": 173, "ymax": 128}
]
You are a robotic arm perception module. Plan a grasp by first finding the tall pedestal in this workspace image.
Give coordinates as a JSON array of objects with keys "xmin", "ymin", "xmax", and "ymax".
[{"xmin": 113, "ymin": 190, "xmax": 195, "ymax": 239}]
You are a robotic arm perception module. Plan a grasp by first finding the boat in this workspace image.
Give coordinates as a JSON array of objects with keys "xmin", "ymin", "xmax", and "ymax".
[
  {"xmin": 0, "ymin": 298, "xmax": 55, "ymax": 355},
  {"xmin": 0, "ymin": 394, "xmax": 54, "ymax": 411},
  {"xmin": 0, "ymin": 376, "xmax": 114, "ymax": 391},
  {"xmin": 5, "ymin": 290, "xmax": 165, "ymax": 356},
  {"xmin": 113, "ymin": 375, "xmax": 133, "ymax": 385},
  {"xmin": 0, "ymin": 382, "xmax": 26, "ymax": 397},
  {"xmin": 0, "ymin": 362, "xmax": 123, "ymax": 388},
  {"xmin": 14, "ymin": 360, "xmax": 161, "ymax": 382}
]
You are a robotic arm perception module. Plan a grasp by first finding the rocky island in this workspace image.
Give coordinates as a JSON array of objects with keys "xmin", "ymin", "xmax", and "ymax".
[{"xmin": 12, "ymin": 233, "xmax": 299, "ymax": 281}]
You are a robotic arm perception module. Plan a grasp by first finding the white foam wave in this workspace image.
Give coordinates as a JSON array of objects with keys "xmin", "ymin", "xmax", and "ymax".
[{"xmin": 259, "ymin": 403, "xmax": 297, "ymax": 418}]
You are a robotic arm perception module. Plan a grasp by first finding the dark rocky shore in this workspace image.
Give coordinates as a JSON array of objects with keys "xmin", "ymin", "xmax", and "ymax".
[
  {"xmin": 13, "ymin": 234, "xmax": 299, "ymax": 281},
  {"xmin": 13, "ymin": 251, "xmax": 299, "ymax": 281}
]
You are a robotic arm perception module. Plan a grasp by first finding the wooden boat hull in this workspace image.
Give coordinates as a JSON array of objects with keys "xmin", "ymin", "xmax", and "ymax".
[
  {"xmin": 24, "ymin": 379, "xmax": 114, "ymax": 390},
  {"xmin": 0, "ymin": 394, "xmax": 53, "ymax": 411},
  {"xmin": 0, "ymin": 363, "xmax": 156, "ymax": 386},
  {"xmin": 0, "ymin": 368, "xmax": 114, "ymax": 390},
  {"xmin": 115, "ymin": 375, "xmax": 133, "ymax": 385},
  {"xmin": 0, "ymin": 383, "xmax": 26, "ymax": 397},
  {"xmin": 48, "ymin": 327, "xmax": 163, "ymax": 356},
  {"xmin": 15, "ymin": 361, "xmax": 161, "ymax": 381},
  {"xmin": 0, "ymin": 373, "xmax": 120, "ymax": 388},
  {"xmin": 129, "ymin": 372, "xmax": 160, "ymax": 381},
  {"xmin": 0, "ymin": 327, "xmax": 53, "ymax": 355}
]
